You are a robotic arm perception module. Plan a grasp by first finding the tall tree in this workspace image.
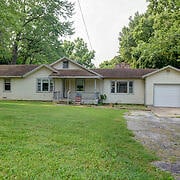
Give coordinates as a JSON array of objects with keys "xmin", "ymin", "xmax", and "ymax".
[
  {"xmin": 61, "ymin": 38, "xmax": 95, "ymax": 68},
  {"xmin": 0, "ymin": 0, "xmax": 74, "ymax": 64},
  {"xmin": 118, "ymin": 0, "xmax": 180, "ymax": 68},
  {"xmin": 0, "ymin": 0, "xmax": 19, "ymax": 64}
]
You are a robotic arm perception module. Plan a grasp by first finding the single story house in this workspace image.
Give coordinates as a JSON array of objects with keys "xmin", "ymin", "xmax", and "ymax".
[{"xmin": 0, "ymin": 57, "xmax": 179, "ymax": 107}]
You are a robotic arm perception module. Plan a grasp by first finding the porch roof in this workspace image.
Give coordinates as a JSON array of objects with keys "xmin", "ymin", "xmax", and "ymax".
[{"xmin": 50, "ymin": 69, "xmax": 101, "ymax": 78}]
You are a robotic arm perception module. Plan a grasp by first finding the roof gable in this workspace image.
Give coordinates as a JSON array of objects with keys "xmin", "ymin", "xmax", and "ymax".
[
  {"xmin": 51, "ymin": 57, "xmax": 83, "ymax": 69},
  {"xmin": 51, "ymin": 57, "xmax": 102, "ymax": 78},
  {"xmin": 142, "ymin": 65, "xmax": 180, "ymax": 78},
  {"xmin": 23, "ymin": 64, "xmax": 57, "ymax": 77}
]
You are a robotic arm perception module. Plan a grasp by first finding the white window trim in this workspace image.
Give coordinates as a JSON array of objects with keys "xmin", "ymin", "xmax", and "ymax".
[
  {"xmin": 36, "ymin": 78, "xmax": 54, "ymax": 93},
  {"xmin": 110, "ymin": 80, "xmax": 134, "ymax": 94},
  {"xmin": 4, "ymin": 79, "xmax": 11, "ymax": 92}
]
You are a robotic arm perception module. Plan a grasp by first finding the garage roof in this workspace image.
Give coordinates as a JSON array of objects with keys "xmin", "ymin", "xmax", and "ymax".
[{"xmin": 143, "ymin": 65, "xmax": 180, "ymax": 78}]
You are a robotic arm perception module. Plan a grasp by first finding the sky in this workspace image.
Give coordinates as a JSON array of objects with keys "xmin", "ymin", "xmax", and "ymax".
[{"xmin": 68, "ymin": 0, "xmax": 148, "ymax": 66}]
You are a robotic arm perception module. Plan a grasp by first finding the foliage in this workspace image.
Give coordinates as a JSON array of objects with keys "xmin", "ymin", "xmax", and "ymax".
[
  {"xmin": 118, "ymin": 0, "xmax": 180, "ymax": 68},
  {"xmin": 100, "ymin": 94, "xmax": 107, "ymax": 100},
  {"xmin": 0, "ymin": 101, "xmax": 172, "ymax": 179},
  {"xmin": 0, "ymin": 0, "xmax": 74, "ymax": 65},
  {"xmin": 61, "ymin": 38, "xmax": 95, "ymax": 68},
  {"xmin": 98, "ymin": 94, "xmax": 107, "ymax": 105},
  {"xmin": 99, "ymin": 56, "xmax": 122, "ymax": 68}
]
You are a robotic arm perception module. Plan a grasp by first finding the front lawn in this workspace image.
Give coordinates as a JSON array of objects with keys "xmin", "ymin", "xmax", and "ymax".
[{"xmin": 0, "ymin": 101, "xmax": 172, "ymax": 179}]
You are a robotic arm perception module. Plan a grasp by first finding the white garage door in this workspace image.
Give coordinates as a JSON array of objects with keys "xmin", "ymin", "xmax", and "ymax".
[{"xmin": 154, "ymin": 84, "xmax": 180, "ymax": 107}]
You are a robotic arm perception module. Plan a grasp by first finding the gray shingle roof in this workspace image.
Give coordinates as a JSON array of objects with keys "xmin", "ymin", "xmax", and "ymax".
[
  {"xmin": 0, "ymin": 65, "xmax": 39, "ymax": 77},
  {"xmin": 92, "ymin": 68, "xmax": 156, "ymax": 78},
  {"xmin": 0, "ymin": 64, "xmax": 156, "ymax": 78}
]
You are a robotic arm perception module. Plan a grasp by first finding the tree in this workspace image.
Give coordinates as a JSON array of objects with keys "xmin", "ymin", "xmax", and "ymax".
[
  {"xmin": 99, "ymin": 56, "xmax": 122, "ymax": 69},
  {"xmin": 147, "ymin": 0, "xmax": 179, "ymax": 14},
  {"xmin": 0, "ymin": 0, "xmax": 20, "ymax": 64},
  {"xmin": 131, "ymin": 12, "xmax": 180, "ymax": 68},
  {"xmin": 119, "ymin": 12, "xmax": 155, "ymax": 68},
  {"xmin": 0, "ymin": 0, "xmax": 74, "ymax": 64},
  {"xmin": 61, "ymin": 38, "xmax": 95, "ymax": 68},
  {"xmin": 118, "ymin": 0, "xmax": 180, "ymax": 68}
]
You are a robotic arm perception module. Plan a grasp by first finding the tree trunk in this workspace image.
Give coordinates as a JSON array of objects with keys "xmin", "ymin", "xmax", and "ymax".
[
  {"xmin": 22, "ymin": 55, "xmax": 28, "ymax": 64},
  {"xmin": 11, "ymin": 33, "xmax": 21, "ymax": 64},
  {"xmin": 11, "ymin": 41, "xmax": 18, "ymax": 64}
]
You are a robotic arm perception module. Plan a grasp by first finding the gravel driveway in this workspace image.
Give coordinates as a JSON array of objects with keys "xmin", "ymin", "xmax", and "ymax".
[{"xmin": 124, "ymin": 110, "xmax": 180, "ymax": 179}]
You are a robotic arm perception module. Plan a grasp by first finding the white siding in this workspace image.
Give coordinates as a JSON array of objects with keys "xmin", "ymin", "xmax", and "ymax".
[
  {"xmin": 145, "ymin": 69, "xmax": 180, "ymax": 106},
  {"xmin": 102, "ymin": 79, "xmax": 145, "ymax": 104},
  {"xmin": 54, "ymin": 79, "xmax": 63, "ymax": 91},
  {"xmin": 52, "ymin": 61, "xmax": 83, "ymax": 70},
  {"xmin": 0, "ymin": 67, "xmax": 53, "ymax": 101},
  {"xmin": 84, "ymin": 79, "xmax": 100, "ymax": 92}
]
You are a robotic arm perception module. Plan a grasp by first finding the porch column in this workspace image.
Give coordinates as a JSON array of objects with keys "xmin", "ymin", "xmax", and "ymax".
[{"xmin": 94, "ymin": 79, "xmax": 97, "ymax": 92}]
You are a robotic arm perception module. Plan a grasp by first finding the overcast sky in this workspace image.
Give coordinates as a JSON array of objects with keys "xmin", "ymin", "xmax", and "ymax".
[{"xmin": 68, "ymin": 0, "xmax": 148, "ymax": 66}]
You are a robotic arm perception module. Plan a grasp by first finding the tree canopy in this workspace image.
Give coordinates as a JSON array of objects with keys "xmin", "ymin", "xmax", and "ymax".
[
  {"xmin": 0, "ymin": 0, "xmax": 74, "ymax": 65},
  {"xmin": 99, "ymin": 56, "xmax": 122, "ymax": 69},
  {"xmin": 118, "ymin": 0, "xmax": 180, "ymax": 68},
  {"xmin": 61, "ymin": 38, "xmax": 95, "ymax": 68}
]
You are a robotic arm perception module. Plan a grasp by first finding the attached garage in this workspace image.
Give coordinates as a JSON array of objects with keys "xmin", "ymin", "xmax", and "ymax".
[
  {"xmin": 154, "ymin": 84, "xmax": 180, "ymax": 107},
  {"xmin": 144, "ymin": 66, "xmax": 180, "ymax": 107}
]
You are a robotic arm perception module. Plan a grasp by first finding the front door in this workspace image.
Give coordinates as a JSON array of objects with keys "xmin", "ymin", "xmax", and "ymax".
[{"xmin": 63, "ymin": 79, "xmax": 69, "ymax": 98}]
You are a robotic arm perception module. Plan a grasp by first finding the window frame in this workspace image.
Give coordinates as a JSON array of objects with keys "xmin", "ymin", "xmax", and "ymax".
[
  {"xmin": 129, "ymin": 81, "xmax": 133, "ymax": 94},
  {"xmin": 111, "ymin": 81, "xmax": 116, "ymax": 93},
  {"xmin": 63, "ymin": 61, "xmax": 69, "ymax": 69},
  {"xmin": 76, "ymin": 79, "xmax": 85, "ymax": 91},
  {"xmin": 110, "ymin": 80, "xmax": 134, "ymax": 94},
  {"xmin": 116, "ymin": 81, "xmax": 128, "ymax": 93},
  {"xmin": 4, "ymin": 79, "xmax": 11, "ymax": 91},
  {"xmin": 36, "ymin": 78, "xmax": 54, "ymax": 93}
]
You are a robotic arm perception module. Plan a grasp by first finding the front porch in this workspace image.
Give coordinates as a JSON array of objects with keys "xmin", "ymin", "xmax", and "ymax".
[
  {"xmin": 53, "ymin": 91, "xmax": 100, "ymax": 104},
  {"xmin": 52, "ymin": 78, "xmax": 102, "ymax": 104}
]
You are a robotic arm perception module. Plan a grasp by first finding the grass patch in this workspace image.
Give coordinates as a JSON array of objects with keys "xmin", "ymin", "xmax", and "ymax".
[
  {"xmin": 112, "ymin": 104, "xmax": 149, "ymax": 110},
  {"xmin": 0, "ymin": 101, "xmax": 173, "ymax": 179}
]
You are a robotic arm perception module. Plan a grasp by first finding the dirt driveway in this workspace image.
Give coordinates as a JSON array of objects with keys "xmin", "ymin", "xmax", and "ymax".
[
  {"xmin": 124, "ymin": 110, "xmax": 180, "ymax": 179},
  {"xmin": 150, "ymin": 107, "xmax": 180, "ymax": 117}
]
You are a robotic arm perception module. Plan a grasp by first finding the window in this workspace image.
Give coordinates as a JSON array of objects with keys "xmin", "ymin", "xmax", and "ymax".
[
  {"xmin": 37, "ymin": 78, "xmax": 54, "ymax": 92},
  {"xmin": 111, "ymin": 81, "xmax": 115, "ymax": 93},
  {"xmin": 42, "ymin": 79, "xmax": 49, "ymax": 91},
  {"xmin": 110, "ymin": 81, "xmax": 133, "ymax": 94},
  {"xmin": 37, "ymin": 79, "xmax": 41, "ymax": 92},
  {"xmin": 63, "ymin": 61, "xmax": 68, "ymax": 68},
  {"xmin": 50, "ymin": 80, "xmax": 54, "ymax": 91},
  {"xmin": 4, "ymin": 79, "xmax": 11, "ymax": 91},
  {"xmin": 76, "ymin": 79, "xmax": 85, "ymax": 91},
  {"xmin": 129, "ymin": 81, "xmax": 133, "ymax": 93},
  {"xmin": 117, "ymin": 82, "xmax": 127, "ymax": 93}
]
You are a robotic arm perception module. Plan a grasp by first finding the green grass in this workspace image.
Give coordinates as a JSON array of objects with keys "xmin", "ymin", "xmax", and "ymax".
[
  {"xmin": 112, "ymin": 104, "xmax": 149, "ymax": 110},
  {"xmin": 0, "ymin": 101, "xmax": 173, "ymax": 179}
]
